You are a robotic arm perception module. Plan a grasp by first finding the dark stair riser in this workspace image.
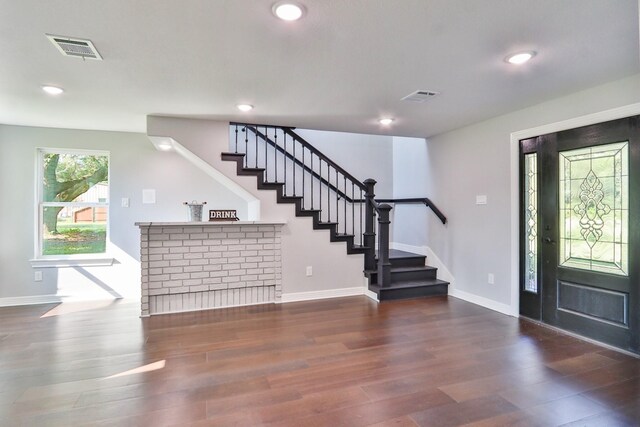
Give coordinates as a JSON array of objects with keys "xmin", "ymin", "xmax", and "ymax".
[
  {"xmin": 387, "ymin": 256, "xmax": 426, "ymax": 268},
  {"xmin": 374, "ymin": 282, "xmax": 449, "ymax": 301},
  {"xmin": 366, "ymin": 267, "xmax": 438, "ymax": 284}
]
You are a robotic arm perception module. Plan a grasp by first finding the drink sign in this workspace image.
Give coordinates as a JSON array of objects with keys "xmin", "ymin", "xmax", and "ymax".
[{"xmin": 209, "ymin": 209, "xmax": 239, "ymax": 221}]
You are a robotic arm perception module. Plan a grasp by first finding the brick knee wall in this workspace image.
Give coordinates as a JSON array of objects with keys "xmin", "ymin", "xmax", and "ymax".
[{"xmin": 138, "ymin": 223, "xmax": 283, "ymax": 316}]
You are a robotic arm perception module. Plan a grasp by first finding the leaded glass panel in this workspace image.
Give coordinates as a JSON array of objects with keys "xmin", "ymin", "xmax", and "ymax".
[
  {"xmin": 559, "ymin": 141, "xmax": 628, "ymax": 275},
  {"xmin": 524, "ymin": 153, "xmax": 538, "ymax": 293}
]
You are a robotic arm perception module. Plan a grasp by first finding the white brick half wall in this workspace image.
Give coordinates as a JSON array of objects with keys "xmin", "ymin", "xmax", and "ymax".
[{"xmin": 137, "ymin": 222, "xmax": 284, "ymax": 316}]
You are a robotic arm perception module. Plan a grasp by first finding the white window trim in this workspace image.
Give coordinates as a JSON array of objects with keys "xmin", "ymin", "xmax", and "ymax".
[{"xmin": 34, "ymin": 148, "xmax": 114, "ymax": 267}]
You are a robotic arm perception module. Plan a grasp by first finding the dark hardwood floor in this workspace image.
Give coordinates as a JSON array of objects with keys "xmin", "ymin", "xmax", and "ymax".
[{"xmin": 1, "ymin": 296, "xmax": 639, "ymax": 426}]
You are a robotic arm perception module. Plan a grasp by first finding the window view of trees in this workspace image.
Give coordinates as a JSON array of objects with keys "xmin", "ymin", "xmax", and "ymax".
[{"xmin": 40, "ymin": 151, "xmax": 109, "ymax": 256}]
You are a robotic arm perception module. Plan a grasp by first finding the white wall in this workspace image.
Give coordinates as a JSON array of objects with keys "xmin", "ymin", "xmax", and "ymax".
[
  {"xmin": 148, "ymin": 116, "xmax": 366, "ymax": 299},
  {"xmin": 391, "ymin": 136, "xmax": 432, "ymax": 246},
  {"xmin": 0, "ymin": 125, "xmax": 247, "ymax": 303},
  {"xmin": 393, "ymin": 73, "xmax": 640, "ymax": 311},
  {"xmin": 294, "ymin": 129, "xmax": 394, "ymax": 198}
]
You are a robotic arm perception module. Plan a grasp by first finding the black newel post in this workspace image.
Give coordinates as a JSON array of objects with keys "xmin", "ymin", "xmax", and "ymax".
[
  {"xmin": 363, "ymin": 179, "xmax": 377, "ymax": 271},
  {"xmin": 376, "ymin": 203, "xmax": 392, "ymax": 288}
]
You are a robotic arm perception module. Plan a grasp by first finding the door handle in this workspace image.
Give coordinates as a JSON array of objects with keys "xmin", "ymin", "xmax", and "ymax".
[{"xmin": 543, "ymin": 237, "xmax": 555, "ymax": 244}]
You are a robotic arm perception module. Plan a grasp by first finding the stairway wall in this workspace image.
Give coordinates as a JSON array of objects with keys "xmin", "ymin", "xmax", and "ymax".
[{"xmin": 148, "ymin": 116, "xmax": 366, "ymax": 299}]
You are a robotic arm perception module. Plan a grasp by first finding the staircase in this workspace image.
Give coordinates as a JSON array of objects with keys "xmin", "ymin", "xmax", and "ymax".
[
  {"xmin": 221, "ymin": 152, "xmax": 366, "ymax": 255},
  {"xmin": 367, "ymin": 250, "xmax": 449, "ymax": 301},
  {"xmin": 222, "ymin": 123, "xmax": 449, "ymax": 301}
]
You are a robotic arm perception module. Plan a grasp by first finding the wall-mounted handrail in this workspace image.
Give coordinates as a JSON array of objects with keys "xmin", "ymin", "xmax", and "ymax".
[{"xmin": 376, "ymin": 198, "xmax": 447, "ymax": 225}]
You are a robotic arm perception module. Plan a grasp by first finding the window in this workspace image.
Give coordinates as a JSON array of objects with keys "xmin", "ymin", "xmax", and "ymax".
[{"xmin": 36, "ymin": 149, "xmax": 109, "ymax": 257}]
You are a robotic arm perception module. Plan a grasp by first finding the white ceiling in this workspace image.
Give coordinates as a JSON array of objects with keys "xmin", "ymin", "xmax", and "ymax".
[{"xmin": 1, "ymin": 0, "xmax": 638, "ymax": 138}]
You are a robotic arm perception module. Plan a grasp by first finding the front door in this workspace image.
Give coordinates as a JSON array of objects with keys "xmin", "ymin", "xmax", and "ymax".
[{"xmin": 520, "ymin": 115, "xmax": 639, "ymax": 354}]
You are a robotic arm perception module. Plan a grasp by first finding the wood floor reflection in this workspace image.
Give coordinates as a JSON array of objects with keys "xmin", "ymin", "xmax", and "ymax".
[{"xmin": 1, "ymin": 296, "xmax": 639, "ymax": 426}]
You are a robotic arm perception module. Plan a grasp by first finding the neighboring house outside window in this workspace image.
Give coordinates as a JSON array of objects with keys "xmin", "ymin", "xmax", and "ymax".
[{"xmin": 36, "ymin": 149, "xmax": 109, "ymax": 257}]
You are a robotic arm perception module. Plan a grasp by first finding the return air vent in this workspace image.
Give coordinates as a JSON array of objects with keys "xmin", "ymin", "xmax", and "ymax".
[
  {"xmin": 401, "ymin": 90, "xmax": 439, "ymax": 103},
  {"xmin": 46, "ymin": 34, "xmax": 102, "ymax": 60}
]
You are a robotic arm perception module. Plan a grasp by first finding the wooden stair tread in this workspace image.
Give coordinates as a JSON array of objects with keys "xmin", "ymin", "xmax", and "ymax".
[
  {"xmin": 388, "ymin": 265, "xmax": 436, "ymax": 273},
  {"xmin": 364, "ymin": 265, "xmax": 436, "ymax": 275},
  {"xmin": 372, "ymin": 278, "xmax": 449, "ymax": 290},
  {"xmin": 376, "ymin": 249, "xmax": 426, "ymax": 260}
]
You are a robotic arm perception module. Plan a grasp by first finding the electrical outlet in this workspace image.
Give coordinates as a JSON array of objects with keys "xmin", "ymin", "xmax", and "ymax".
[
  {"xmin": 488, "ymin": 273, "xmax": 495, "ymax": 284},
  {"xmin": 34, "ymin": 271, "xmax": 43, "ymax": 282},
  {"xmin": 306, "ymin": 266, "xmax": 313, "ymax": 277}
]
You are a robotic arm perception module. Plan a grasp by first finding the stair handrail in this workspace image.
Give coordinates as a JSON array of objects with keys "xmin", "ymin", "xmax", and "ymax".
[
  {"xmin": 375, "ymin": 198, "xmax": 447, "ymax": 224},
  {"xmin": 231, "ymin": 121, "xmax": 366, "ymax": 192},
  {"xmin": 241, "ymin": 124, "xmax": 363, "ymax": 203}
]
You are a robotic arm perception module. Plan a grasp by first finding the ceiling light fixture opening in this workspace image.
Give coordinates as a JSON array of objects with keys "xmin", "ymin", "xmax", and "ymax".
[
  {"xmin": 506, "ymin": 51, "xmax": 536, "ymax": 65},
  {"xmin": 42, "ymin": 85, "xmax": 64, "ymax": 95},
  {"xmin": 237, "ymin": 104, "xmax": 254, "ymax": 112},
  {"xmin": 157, "ymin": 142, "xmax": 173, "ymax": 151},
  {"xmin": 149, "ymin": 136, "xmax": 176, "ymax": 152},
  {"xmin": 273, "ymin": 2, "xmax": 305, "ymax": 21},
  {"xmin": 379, "ymin": 118, "xmax": 394, "ymax": 126}
]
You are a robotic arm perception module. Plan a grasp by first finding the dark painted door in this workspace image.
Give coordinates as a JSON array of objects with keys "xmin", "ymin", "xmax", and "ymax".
[{"xmin": 520, "ymin": 115, "xmax": 639, "ymax": 354}]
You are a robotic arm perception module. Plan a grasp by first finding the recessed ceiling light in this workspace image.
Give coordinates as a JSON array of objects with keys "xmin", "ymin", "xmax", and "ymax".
[
  {"xmin": 272, "ymin": 2, "xmax": 305, "ymax": 21},
  {"xmin": 505, "ymin": 51, "xmax": 536, "ymax": 65},
  {"xmin": 42, "ymin": 85, "xmax": 64, "ymax": 95},
  {"xmin": 379, "ymin": 118, "xmax": 394, "ymax": 126},
  {"xmin": 157, "ymin": 142, "xmax": 173, "ymax": 151},
  {"xmin": 237, "ymin": 104, "xmax": 254, "ymax": 112}
]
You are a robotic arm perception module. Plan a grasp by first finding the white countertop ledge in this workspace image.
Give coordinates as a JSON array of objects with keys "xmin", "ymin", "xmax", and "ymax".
[{"xmin": 135, "ymin": 221, "xmax": 286, "ymax": 227}]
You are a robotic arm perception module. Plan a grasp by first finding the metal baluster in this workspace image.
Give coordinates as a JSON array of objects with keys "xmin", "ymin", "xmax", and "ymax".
[
  {"xmin": 234, "ymin": 124, "xmax": 238, "ymax": 153},
  {"xmin": 327, "ymin": 164, "xmax": 330, "ymax": 223},
  {"xmin": 293, "ymin": 138, "xmax": 296, "ymax": 196},
  {"xmin": 344, "ymin": 176, "xmax": 347, "ymax": 234},
  {"xmin": 360, "ymin": 188, "xmax": 363, "ymax": 245},
  {"xmin": 244, "ymin": 128, "xmax": 248, "ymax": 167},
  {"xmin": 336, "ymin": 169, "xmax": 339, "ymax": 231},
  {"xmin": 255, "ymin": 128, "xmax": 258, "ymax": 169},
  {"xmin": 274, "ymin": 129, "xmax": 278, "ymax": 183},
  {"xmin": 302, "ymin": 145, "xmax": 305, "ymax": 210},
  {"xmin": 264, "ymin": 126, "xmax": 268, "ymax": 177},
  {"xmin": 311, "ymin": 154, "xmax": 314, "ymax": 211},
  {"xmin": 319, "ymin": 159, "xmax": 322, "ymax": 220},
  {"xmin": 283, "ymin": 132, "xmax": 287, "ymax": 195},
  {"xmin": 351, "ymin": 183, "xmax": 355, "ymax": 240}
]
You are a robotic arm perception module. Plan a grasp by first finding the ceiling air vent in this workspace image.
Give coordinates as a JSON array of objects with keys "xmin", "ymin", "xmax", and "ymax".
[
  {"xmin": 46, "ymin": 34, "xmax": 103, "ymax": 60},
  {"xmin": 401, "ymin": 90, "xmax": 439, "ymax": 103}
]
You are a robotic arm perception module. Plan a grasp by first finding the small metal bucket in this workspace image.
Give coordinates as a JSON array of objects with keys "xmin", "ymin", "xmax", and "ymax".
[{"xmin": 184, "ymin": 201, "xmax": 207, "ymax": 222}]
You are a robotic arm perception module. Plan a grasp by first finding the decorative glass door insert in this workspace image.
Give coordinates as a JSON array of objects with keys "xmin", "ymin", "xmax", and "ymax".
[
  {"xmin": 558, "ymin": 141, "xmax": 628, "ymax": 275},
  {"xmin": 524, "ymin": 153, "xmax": 538, "ymax": 292}
]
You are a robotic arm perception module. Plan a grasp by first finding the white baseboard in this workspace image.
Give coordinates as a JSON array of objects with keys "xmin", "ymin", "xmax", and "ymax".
[
  {"xmin": 390, "ymin": 242, "xmax": 455, "ymax": 284},
  {"xmin": 0, "ymin": 294, "xmax": 62, "ymax": 307},
  {"xmin": 449, "ymin": 288, "xmax": 515, "ymax": 317},
  {"xmin": 280, "ymin": 286, "xmax": 365, "ymax": 303},
  {"xmin": 364, "ymin": 289, "xmax": 379, "ymax": 302},
  {"xmin": 391, "ymin": 242, "xmax": 515, "ymax": 317}
]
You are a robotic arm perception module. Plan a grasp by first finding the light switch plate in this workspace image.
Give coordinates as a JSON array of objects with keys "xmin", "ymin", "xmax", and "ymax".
[
  {"xmin": 142, "ymin": 189, "xmax": 156, "ymax": 204},
  {"xmin": 121, "ymin": 197, "xmax": 130, "ymax": 208},
  {"xmin": 476, "ymin": 195, "xmax": 487, "ymax": 205}
]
